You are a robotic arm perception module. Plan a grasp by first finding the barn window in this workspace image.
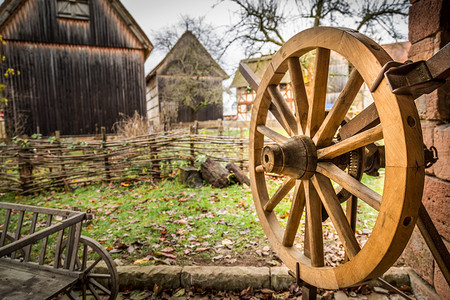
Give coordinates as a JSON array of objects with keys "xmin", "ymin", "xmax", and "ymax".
[{"xmin": 56, "ymin": 0, "xmax": 90, "ymax": 21}]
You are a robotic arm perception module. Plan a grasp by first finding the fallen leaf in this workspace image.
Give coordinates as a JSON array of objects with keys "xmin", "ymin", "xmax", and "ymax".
[
  {"xmin": 173, "ymin": 288, "xmax": 185, "ymax": 297},
  {"xmin": 196, "ymin": 247, "xmax": 209, "ymax": 252},
  {"xmin": 133, "ymin": 259, "xmax": 149, "ymax": 265},
  {"xmin": 161, "ymin": 247, "xmax": 174, "ymax": 253},
  {"xmin": 213, "ymin": 255, "xmax": 224, "ymax": 261}
]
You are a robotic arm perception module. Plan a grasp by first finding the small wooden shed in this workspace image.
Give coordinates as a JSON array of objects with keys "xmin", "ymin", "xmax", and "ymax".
[
  {"xmin": 146, "ymin": 31, "xmax": 228, "ymax": 131},
  {"xmin": 0, "ymin": 0, "xmax": 153, "ymax": 136}
]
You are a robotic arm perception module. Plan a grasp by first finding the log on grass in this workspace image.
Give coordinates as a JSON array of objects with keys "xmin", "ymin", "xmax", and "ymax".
[
  {"xmin": 226, "ymin": 162, "xmax": 250, "ymax": 186},
  {"xmin": 201, "ymin": 158, "xmax": 230, "ymax": 188},
  {"xmin": 179, "ymin": 167, "xmax": 203, "ymax": 188}
]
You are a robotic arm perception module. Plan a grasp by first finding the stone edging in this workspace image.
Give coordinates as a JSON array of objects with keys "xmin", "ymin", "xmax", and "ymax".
[
  {"xmin": 117, "ymin": 265, "xmax": 294, "ymax": 291},
  {"xmin": 115, "ymin": 265, "xmax": 441, "ymax": 298}
]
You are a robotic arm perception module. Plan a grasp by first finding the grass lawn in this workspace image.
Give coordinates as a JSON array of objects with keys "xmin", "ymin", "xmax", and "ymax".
[
  {"xmin": 0, "ymin": 172, "xmax": 381, "ymax": 268},
  {"xmin": 0, "ymin": 179, "xmax": 276, "ymax": 267}
]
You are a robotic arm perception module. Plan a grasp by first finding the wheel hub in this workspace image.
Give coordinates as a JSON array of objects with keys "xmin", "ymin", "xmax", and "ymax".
[{"xmin": 261, "ymin": 135, "xmax": 317, "ymax": 179}]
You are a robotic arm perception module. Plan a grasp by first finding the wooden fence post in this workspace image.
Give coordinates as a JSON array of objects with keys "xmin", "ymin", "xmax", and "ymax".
[
  {"xmin": 101, "ymin": 127, "xmax": 111, "ymax": 182},
  {"xmin": 190, "ymin": 121, "xmax": 198, "ymax": 165},
  {"xmin": 150, "ymin": 137, "xmax": 161, "ymax": 181},
  {"xmin": 239, "ymin": 127, "xmax": 244, "ymax": 170},
  {"xmin": 18, "ymin": 143, "xmax": 33, "ymax": 193},
  {"xmin": 218, "ymin": 119, "xmax": 223, "ymax": 136},
  {"xmin": 55, "ymin": 131, "xmax": 67, "ymax": 187}
]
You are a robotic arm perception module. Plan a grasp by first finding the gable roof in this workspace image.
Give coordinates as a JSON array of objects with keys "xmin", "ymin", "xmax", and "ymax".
[
  {"xmin": 230, "ymin": 55, "xmax": 290, "ymax": 88},
  {"xmin": 146, "ymin": 30, "xmax": 228, "ymax": 81},
  {"xmin": 0, "ymin": 0, "xmax": 153, "ymax": 59}
]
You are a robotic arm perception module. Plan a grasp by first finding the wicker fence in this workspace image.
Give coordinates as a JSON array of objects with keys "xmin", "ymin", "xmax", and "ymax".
[{"xmin": 0, "ymin": 127, "xmax": 248, "ymax": 194}]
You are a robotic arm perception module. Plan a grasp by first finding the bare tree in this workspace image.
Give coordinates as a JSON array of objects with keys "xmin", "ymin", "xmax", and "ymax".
[
  {"xmin": 152, "ymin": 15, "xmax": 226, "ymax": 63},
  {"xmin": 224, "ymin": 0, "xmax": 287, "ymax": 56},
  {"xmin": 224, "ymin": 0, "xmax": 409, "ymax": 55}
]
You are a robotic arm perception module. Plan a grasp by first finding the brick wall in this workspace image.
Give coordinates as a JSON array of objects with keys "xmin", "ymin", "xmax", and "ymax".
[{"xmin": 400, "ymin": 0, "xmax": 450, "ymax": 298}]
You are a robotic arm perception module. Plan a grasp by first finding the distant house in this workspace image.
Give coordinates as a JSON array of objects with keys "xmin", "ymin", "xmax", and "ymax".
[
  {"xmin": 146, "ymin": 31, "xmax": 228, "ymax": 131},
  {"xmin": 230, "ymin": 54, "xmax": 348, "ymax": 120},
  {"xmin": 0, "ymin": 0, "xmax": 153, "ymax": 136}
]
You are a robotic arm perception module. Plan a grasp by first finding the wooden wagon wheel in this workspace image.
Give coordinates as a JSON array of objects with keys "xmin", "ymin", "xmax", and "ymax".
[
  {"xmin": 249, "ymin": 27, "xmax": 424, "ymax": 289},
  {"xmin": 60, "ymin": 236, "xmax": 119, "ymax": 300}
]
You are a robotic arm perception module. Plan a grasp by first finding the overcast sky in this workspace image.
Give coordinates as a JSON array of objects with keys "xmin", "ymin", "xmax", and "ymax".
[{"xmin": 120, "ymin": 0, "xmax": 241, "ymax": 73}]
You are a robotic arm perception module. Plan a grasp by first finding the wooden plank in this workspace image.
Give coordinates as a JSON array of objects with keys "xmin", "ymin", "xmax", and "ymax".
[
  {"xmin": 0, "ymin": 260, "xmax": 78, "ymax": 300},
  {"xmin": 282, "ymin": 181, "xmax": 305, "ymax": 247},
  {"xmin": 339, "ymin": 103, "xmax": 380, "ymax": 140},
  {"xmin": 314, "ymin": 69, "xmax": 364, "ymax": 146},
  {"xmin": 239, "ymin": 62, "xmax": 260, "ymax": 91},
  {"xmin": 264, "ymin": 177, "xmax": 296, "ymax": 212},
  {"xmin": 288, "ymin": 57, "xmax": 308, "ymax": 133},
  {"xmin": 312, "ymin": 174, "xmax": 361, "ymax": 259},
  {"xmin": 257, "ymin": 125, "xmax": 288, "ymax": 143},
  {"xmin": 0, "ymin": 202, "xmax": 79, "ymax": 217},
  {"xmin": 268, "ymin": 85, "xmax": 298, "ymax": 136},
  {"xmin": 316, "ymin": 162, "xmax": 381, "ymax": 211},
  {"xmin": 0, "ymin": 209, "xmax": 11, "ymax": 247},
  {"xmin": 317, "ymin": 124, "xmax": 383, "ymax": 160},
  {"xmin": 0, "ymin": 213, "xmax": 85, "ymax": 258},
  {"xmin": 24, "ymin": 212, "xmax": 39, "ymax": 262},
  {"xmin": 39, "ymin": 214, "xmax": 53, "ymax": 265},
  {"xmin": 307, "ymin": 48, "xmax": 330, "ymax": 137},
  {"xmin": 417, "ymin": 204, "xmax": 450, "ymax": 286},
  {"xmin": 11, "ymin": 210, "xmax": 25, "ymax": 259},
  {"xmin": 304, "ymin": 181, "xmax": 324, "ymax": 267}
]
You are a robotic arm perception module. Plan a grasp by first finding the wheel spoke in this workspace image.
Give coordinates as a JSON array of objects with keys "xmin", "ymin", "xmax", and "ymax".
[
  {"xmin": 88, "ymin": 273, "xmax": 112, "ymax": 279},
  {"xmin": 307, "ymin": 47, "xmax": 330, "ymax": 137},
  {"xmin": 304, "ymin": 181, "xmax": 324, "ymax": 267},
  {"xmin": 88, "ymin": 283, "xmax": 101, "ymax": 300},
  {"xmin": 316, "ymin": 162, "xmax": 381, "ymax": 211},
  {"xmin": 311, "ymin": 174, "xmax": 361, "ymax": 259},
  {"xmin": 89, "ymin": 277, "xmax": 111, "ymax": 295},
  {"xmin": 317, "ymin": 124, "xmax": 383, "ymax": 160},
  {"xmin": 81, "ymin": 243, "xmax": 87, "ymax": 270},
  {"xmin": 339, "ymin": 103, "xmax": 379, "ymax": 140},
  {"xmin": 257, "ymin": 125, "xmax": 288, "ymax": 143},
  {"xmin": 82, "ymin": 281, "xmax": 87, "ymax": 300},
  {"xmin": 84, "ymin": 256, "xmax": 102, "ymax": 274},
  {"xmin": 268, "ymin": 85, "xmax": 298, "ymax": 136},
  {"xmin": 68, "ymin": 290, "xmax": 78, "ymax": 300},
  {"xmin": 314, "ymin": 69, "xmax": 364, "ymax": 146},
  {"xmin": 269, "ymin": 103, "xmax": 292, "ymax": 135},
  {"xmin": 288, "ymin": 57, "xmax": 308, "ymax": 134},
  {"xmin": 282, "ymin": 181, "xmax": 306, "ymax": 247},
  {"xmin": 264, "ymin": 177, "xmax": 296, "ymax": 212}
]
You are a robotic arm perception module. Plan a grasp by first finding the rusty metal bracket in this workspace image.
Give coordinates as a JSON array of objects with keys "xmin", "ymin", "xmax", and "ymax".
[
  {"xmin": 424, "ymin": 145, "xmax": 438, "ymax": 168},
  {"xmin": 371, "ymin": 42, "xmax": 450, "ymax": 98}
]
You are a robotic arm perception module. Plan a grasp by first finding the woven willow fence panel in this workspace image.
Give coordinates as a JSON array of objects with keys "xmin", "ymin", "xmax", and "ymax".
[{"xmin": 0, "ymin": 130, "xmax": 248, "ymax": 194}]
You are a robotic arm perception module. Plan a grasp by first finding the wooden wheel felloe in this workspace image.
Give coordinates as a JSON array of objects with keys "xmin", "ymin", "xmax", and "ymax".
[
  {"xmin": 60, "ymin": 236, "xmax": 119, "ymax": 300},
  {"xmin": 249, "ymin": 27, "xmax": 424, "ymax": 289}
]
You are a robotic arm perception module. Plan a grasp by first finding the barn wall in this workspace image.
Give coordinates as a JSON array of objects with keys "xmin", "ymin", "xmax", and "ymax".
[
  {"xmin": 3, "ymin": 42, "xmax": 145, "ymax": 135},
  {"xmin": 1, "ymin": 0, "xmax": 142, "ymax": 50},
  {"xmin": 146, "ymin": 75, "xmax": 160, "ymax": 130}
]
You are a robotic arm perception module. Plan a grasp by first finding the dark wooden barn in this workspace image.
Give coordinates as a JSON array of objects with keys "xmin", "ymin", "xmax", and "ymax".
[
  {"xmin": 0, "ymin": 0, "xmax": 153, "ymax": 136},
  {"xmin": 146, "ymin": 31, "xmax": 227, "ymax": 131}
]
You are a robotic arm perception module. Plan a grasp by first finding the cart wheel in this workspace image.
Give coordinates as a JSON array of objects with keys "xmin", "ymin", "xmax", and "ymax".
[
  {"xmin": 60, "ymin": 236, "xmax": 119, "ymax": 300},
  {"xmin": 249, "ymin": 27, "xmax": 424, "ymax": 289}
]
